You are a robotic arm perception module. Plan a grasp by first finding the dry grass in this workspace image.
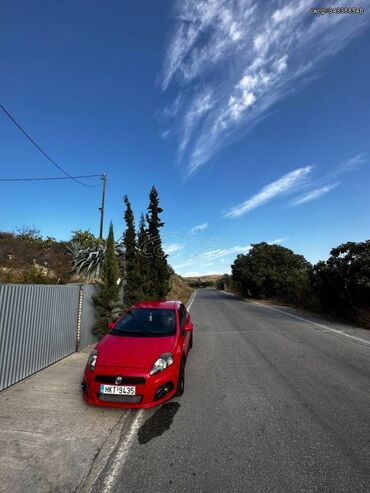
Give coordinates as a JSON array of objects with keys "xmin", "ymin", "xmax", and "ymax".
[
  {"xmin": 0, "ymin": 232, "xmax": 72, "ymax": 283},
  {"xmin": 167, "ymin": 273, "xmax": 194, "ymax": 305}
]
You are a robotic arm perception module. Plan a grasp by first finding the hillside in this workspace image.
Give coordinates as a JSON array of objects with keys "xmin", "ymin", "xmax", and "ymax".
[
  {"xmin": 167, "ymin": 272, "xmax": 194, "ymax": 305},
  {"xmin": 183, "ymin": 274, "xmax": 223, "ymax": 288},
  {"xmin": 184, "ymin": 274, "xmax": 223, "ymax": 282},
  {"xmin": 0, "ymin": 231, "xmax": 73, "ymax": 284}
]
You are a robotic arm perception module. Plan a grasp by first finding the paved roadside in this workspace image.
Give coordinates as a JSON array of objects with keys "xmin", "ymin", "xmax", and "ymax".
[{"xmin": 0, "ymin": 350, "xmax": 128, "ymax": 493}]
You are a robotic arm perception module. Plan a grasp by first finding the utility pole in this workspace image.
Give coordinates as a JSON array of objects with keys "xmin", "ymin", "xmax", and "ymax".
[{"xmin": 99, "ymin": 174, "xmax": 107, "ymax": 239}]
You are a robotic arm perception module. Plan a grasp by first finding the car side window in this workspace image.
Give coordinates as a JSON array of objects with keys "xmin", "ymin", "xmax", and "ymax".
[{"xmin": 179, "ymin": 304, "xmax": 187, "ymax": 330}]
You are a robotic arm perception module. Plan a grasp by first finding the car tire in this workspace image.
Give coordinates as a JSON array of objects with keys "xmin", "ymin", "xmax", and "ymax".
[
  {"xmin": 189, "ymin": 332, "xmax": 193, "ymax": 349},
  {"xmin": 176, "ymin": 359, "xmax": 185, "ymax": 396}
]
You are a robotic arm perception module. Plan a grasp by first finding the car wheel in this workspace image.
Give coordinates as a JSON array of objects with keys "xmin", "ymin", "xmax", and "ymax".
[
  {"xmin": 176, "ymin": 359, "xmax": 185, "ymax": 396},
  {"xmin": 189, "ymin": 332, "xmax": 193, "ymax": 350}
]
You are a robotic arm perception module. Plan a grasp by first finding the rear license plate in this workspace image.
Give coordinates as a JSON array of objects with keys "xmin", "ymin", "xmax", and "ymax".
[{"xmin": 100, "ymin": 384, "xmax": 136, "ymax": 396}]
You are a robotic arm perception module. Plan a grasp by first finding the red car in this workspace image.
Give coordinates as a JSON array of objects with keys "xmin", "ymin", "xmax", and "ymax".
[{"xmin": 82, "ymin": 300, "xmax": 193, "ymax": 408}]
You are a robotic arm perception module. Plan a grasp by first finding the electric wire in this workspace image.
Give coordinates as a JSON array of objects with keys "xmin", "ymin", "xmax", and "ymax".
[
  {"xmin": 0, "ymin": 174, "xmax": 102, "ymax": 183},
  {"xmin": 0, "ymin": 104, "xmax": 101, "ymax": 188}
]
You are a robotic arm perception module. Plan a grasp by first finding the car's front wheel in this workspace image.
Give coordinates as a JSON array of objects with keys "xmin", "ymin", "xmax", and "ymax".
[{"xmin": 176, "ymin": 359, "xmax": 185, "ymax": 396}]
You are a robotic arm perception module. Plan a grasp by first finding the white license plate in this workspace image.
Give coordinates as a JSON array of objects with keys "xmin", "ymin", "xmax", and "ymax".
[{"xmin": 100, "ymin": 384, "xmax": 136, "ymax": 396}]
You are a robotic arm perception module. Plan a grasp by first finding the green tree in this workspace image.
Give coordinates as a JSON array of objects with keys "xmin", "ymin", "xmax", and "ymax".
[
  {"xmin": 70, "ymin": 229, "xmax": 99, "ymax": 249},
  {"xmin": 313, "ymin": 240, "xmax": 370, "ymax": 320},
  {"xmin": 137, "ymin": 213, "xmax": 151, "ymax": 298},
  {"xmin": 93, "ymin": 223, "xmax": 122, "ymax": 337},
  {"xmin": 216, "ymin": 274, "xmax": 233, "ymax": 291},
  {"xmin": 145, "ymin": 186, "xmax": 170, "ymax": 300},
  {"xmin": 231, "ymin": 242, "xmax": 312, "ymax": 302},
  {"xmin": 122, "ymin": 196, "xmax": 143, "ymax": 307}
]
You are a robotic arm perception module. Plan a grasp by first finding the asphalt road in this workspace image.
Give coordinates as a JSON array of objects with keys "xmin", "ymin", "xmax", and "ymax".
[{"xmin": 84, "ymin": 289, "xmax": 370, "ymax": 493}]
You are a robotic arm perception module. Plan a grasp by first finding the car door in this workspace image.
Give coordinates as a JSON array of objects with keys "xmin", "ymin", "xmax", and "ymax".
[{"xmin": 179, "ymin": 303, "xmax": 191, "ymax": 355}]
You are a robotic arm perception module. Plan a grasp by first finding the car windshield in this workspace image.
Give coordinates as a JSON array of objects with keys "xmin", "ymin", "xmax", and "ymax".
[{"xmin": 110, "ymin": 308, "xmax": 177, "ymax": 337}]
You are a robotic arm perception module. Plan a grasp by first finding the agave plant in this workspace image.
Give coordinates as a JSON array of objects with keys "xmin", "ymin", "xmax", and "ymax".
[{"xmin": 68, "ymin": 241, "xmax": 124, "ymax": 281}]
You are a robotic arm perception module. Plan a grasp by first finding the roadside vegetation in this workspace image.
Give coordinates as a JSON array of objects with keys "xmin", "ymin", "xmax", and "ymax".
[
  {"xmin": 167, "ymin": 267, "xmax": 193, "ymax": 305},
  {"xmin": 217, "ymin": 241, "xmax": 370, "ymax": 329},
  {"xmin": 0, "ymin": 186, "xmax": 194, "ymax": 336}
]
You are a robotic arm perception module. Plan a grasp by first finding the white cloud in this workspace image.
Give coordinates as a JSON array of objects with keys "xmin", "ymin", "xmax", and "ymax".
[
  {"xmin": 268, "ymin": 237, "xmax": 289, "ymax": 244},
  {"xmin": 164, "ymin": 243, "xmax": 184, "ymax": 255},
  {"xmin": 200, "ymin": 244, "xmax": 251, "ymax": 259},
  {"xmin": 190, "ymin": 222, "xmax": 208, "ymax": 233},
  {"xmin": 291, "ymin": 183, "xmax": 339, "ymax": 206},
  {"xmin": 342, "ymin": 153, "xmax": 366, "ymax": 170},
  {"xmin": 172, "ymin": 242, "xmax": 250, "ymax": 275},
  {"xmin": 161, "ymin": 0, "xmax": 370, "ymax": 175},
  {"xmin": 224, "ymin": 165, "xmax": 312, "ymax": 218},
  {"xmin": 178, "ymin": 89, "xmax": 215, "ymax": 158}
]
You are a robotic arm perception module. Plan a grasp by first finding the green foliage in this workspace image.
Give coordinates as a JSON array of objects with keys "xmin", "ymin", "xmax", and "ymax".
[
  {"xmin": 188, "ymin": 280, "xmax": 215, "ymax": 288},
  {"xmin": 232, "ymin": 242, "xmax": 312, "ymax": 300},
  {"xmin": 93, "ymin": 223, "xmax": 123, "ymax": 337},
  {"xmin": 122, "ymin": 196, "xmax": 144, "ymax": 307},
  {"xmin": 68, "ymin": 242, "xmax": 106, "ymax": 281},
  {"xmin": 137, "ymin": 213, "xmax": 151, "ymax": 298},
  {"xmin": 216, "ymin": 274, "xmax": 233, "ymax": 291},
  {"xmin": 145, "ymin": 186, "xmax": 170, "ymax": 300},
  {"xmin": 68, "ymin": 234, "xmax": 123, "ymax": 282},
  {"xmin": 16, "ymin": 226, "xmax": 56, "ymax": 250},
  {"xmin": 230, "ymin": 239, "xmax": 370, "ymax": 327},
  {"xmin": 70, "ymin": 229, "xmax": 100, "ymax": 249},
  {"xmin": 19, "ymin": 265, "xmax": 57, "ymax": 284},
  {"xmin": 16, "ymin": 226, "xmax": 43, "ymax": 244},
  {"xmin": 312, "ymin": 240, "xmax": 370, "ymax": 320}
]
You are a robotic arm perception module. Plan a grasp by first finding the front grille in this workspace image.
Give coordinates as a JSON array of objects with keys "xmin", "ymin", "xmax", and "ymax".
[
  {"xmin": 95, "ymin": 375, "xmax": 146, "ymax": 385},
  {"xmin": 98, "ymin": 393, "xmax": 142, "ymax": 403}
]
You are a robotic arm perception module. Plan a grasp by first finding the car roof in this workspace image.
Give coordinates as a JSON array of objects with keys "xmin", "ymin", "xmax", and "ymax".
[{"xmin": 132, "ymin": 300, "xmax": 180, "ymax": 309}]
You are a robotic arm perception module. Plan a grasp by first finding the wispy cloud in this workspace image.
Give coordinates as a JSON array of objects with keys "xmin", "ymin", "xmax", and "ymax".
[
  {"xmin": 342, "ymin": 153, "xmax": 366, "ymax": 171},
  {"xmin": 224, "ymin": 165, "xmax": 312, "ymax": 218},
  {"xmin": 161, "ymin": 0, "xmax": 370, "ymax": 175},
  {"xmin": 172, "ymin": 242, "xmax": 251, "ymax": 273},
  {"xmin": 268, "ymin": 237, "xmax": 289, "ymax": 245},
  {"xmin": 200, "ymin": 244, "xmax": 251, "ymax": 260},
  {"xmin": 191, "ymin": 222, "xmax": 208, "ymax": 233},
  {"xmin": 291, "ymin": 183, "xmax": 339, "ymax": 206},
  {"xmin": 164, "ymin": 243, "xmax": 184, "ymax": 255}
]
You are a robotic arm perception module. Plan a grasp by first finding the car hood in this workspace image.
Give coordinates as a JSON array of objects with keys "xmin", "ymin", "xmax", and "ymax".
[{"xmin": 96, "ymin": 333, "xmax": 177, "ymax": 369}]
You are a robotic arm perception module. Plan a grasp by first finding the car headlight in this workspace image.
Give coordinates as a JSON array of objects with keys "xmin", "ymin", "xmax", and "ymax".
[
  {"xmin": 150, "ymin": 353, "xmax": 174, "ymax": 376},
  {"xmin": 88, "ymin": 349, "xmax": 98, "ymax": 371}
]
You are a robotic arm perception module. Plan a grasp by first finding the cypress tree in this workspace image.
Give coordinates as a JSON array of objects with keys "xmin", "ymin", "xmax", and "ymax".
[
  {"xmin": 137, "ymin": 213, "xmax": 151, "ymax": 299},
  {"xmin": 123, "ymin": 195, "xmax": 143, "ymax": 307},
  {"xmin": 93, "ymin": 222, "xmax": 122, "ymax": 337},
  {"xmin": 146, "ymin": 186, "xmax": 170, "ymax": 299}
]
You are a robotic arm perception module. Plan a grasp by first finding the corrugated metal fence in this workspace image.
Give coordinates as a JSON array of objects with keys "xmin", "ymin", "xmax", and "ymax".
[
  {"xmin": 0, "ymin": 284, "xmax": 100, "ymax": 391},
  {"xmin": 80, "ymin": 285, "xmax": 100, "ymax": 350}
]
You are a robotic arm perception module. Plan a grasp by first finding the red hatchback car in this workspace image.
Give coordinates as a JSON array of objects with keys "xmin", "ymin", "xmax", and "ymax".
[{"xmin": 82, "ymin": 301, "xmax": 193, "ymax": 408}]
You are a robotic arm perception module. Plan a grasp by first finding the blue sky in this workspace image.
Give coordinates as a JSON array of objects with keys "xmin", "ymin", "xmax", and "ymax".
[{"xmin": 1, "ymin": 1, "xmax": 369, "ymax": 276}]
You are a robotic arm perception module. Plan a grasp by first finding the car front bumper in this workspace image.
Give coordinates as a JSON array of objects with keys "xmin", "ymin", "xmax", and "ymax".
[{"xmin": 82, "ymin": 363, "xmax": 179, "ymax": 409}]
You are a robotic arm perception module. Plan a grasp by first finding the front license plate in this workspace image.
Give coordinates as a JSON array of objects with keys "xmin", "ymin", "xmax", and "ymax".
[{"xmin": 100, "ymin": 384, "xmax": 136, "ymax": 396}]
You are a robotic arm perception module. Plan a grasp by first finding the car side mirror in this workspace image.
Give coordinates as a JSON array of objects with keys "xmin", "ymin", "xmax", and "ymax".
[
  {"xmin": 184, "ymin": 322, "xmax": 193, "ymax": 332},
  {"xmin": 107, "ymin": 322, "xmax": 115, "ymax": 330}
]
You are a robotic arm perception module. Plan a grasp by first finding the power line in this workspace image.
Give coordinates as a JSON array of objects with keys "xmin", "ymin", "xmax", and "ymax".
[
  {"xmin": 0, "ymin": 174, "xmax": 102, "ymax": 184},
  {"xmin": 0, "ymin": 104, "xmax": 100, "ymax": 188}
]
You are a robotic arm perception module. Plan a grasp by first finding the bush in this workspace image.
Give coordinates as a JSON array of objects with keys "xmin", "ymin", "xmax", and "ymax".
[
  {"xmin": 0, "ymin": 229, "xmax": 71, "ymax": 283},
  {"xmin": 20, "ymin": 266, "xmax": 57, "ymax": 284},
  {"xmin": 312, "ymin": 240, "xmax": 370, "ymax": 325},
  {"xmin": 232, "ymin": 242, "xmax": 312, "ymax": 300}
]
